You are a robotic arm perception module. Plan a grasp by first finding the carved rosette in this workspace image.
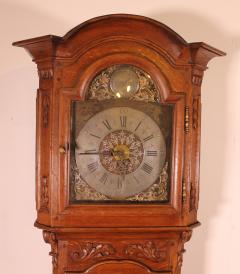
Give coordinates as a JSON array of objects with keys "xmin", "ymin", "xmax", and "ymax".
[
  {"xmin": 43, "ymin": 231, "xmax": 58, "ymax": 270},
  {"xmin": 125, "ymin": 241, "xmax": 167, "ymax": 263},
  {"xmin": 87, "ymin": 65, "xmax": 159, "ymax": 102}
]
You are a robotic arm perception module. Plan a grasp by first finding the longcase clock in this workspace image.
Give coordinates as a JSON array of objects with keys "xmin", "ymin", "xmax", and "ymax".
[{"xmin": 13, "ymin": 14, "xmax": 225, "ymax": 274}]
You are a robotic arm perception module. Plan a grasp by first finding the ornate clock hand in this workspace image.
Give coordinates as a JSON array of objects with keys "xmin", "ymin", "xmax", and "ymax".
[{"xmin": 78, "ymin": 151, "xmax": 111, "ymax": 156}]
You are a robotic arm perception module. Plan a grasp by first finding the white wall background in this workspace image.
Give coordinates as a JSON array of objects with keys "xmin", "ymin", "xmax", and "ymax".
[{"xmin": 0, "ymin": 0, "xmax": 239, "ymax": 274}]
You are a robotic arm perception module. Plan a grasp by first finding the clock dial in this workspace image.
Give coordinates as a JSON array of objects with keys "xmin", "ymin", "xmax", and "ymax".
[{"xmin": 75, "ymin": 107, "xmax": 166, "ymax": 199}]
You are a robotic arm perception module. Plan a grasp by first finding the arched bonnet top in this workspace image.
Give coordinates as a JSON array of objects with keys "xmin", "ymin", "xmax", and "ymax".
[
  {"xmin": 56, "ymin": 14, "xmax": 190, "ymax": 63},
  {"xmin": 13, "ymin": 14, "xmax": 225, "ymax": 70}
]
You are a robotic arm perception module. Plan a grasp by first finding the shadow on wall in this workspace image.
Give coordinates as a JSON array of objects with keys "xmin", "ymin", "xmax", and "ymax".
[{"xmin": 148, "ymin": 10, "xmax": 239, "ymax": 274}]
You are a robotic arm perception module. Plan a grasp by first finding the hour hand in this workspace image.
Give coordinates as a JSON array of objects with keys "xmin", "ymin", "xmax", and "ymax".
[
  {"xmin": 78, "ymin": 150, "xmax": 98, "ymax": 155},
  {"xmin": 77, "ymin": 150, "xmax": 111, "ymax": 156}
]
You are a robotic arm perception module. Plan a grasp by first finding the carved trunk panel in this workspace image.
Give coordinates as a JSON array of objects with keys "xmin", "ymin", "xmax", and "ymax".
[{"xmin": 41, "ymin": 229, "xmax": 192, "ymax": 274}]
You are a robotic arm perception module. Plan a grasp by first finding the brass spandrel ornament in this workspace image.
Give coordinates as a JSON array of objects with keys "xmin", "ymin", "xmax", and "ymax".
[
  {"xmin": 87, "ymin": 65, "xmax": 159, "ymax": 102},
  {"xmin": 71, "ymin": 161, "xmax": 169, "ymax": 202}
]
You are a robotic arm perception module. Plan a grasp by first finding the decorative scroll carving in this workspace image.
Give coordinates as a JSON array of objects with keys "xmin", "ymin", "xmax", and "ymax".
[
  {"xmin": 182, "ymin": 230, "xmax": 192, "ymax": 243},
  {"xmin": 69, "ymin": 242, "xmax": 116, "ymax": 262},
  {"xmin": 72, "ymin": 162, "xmax": 169, "ymax": 202},
  {"xmin": 43, "ymin": 231, "xmax": 58, "ymax": 270},
  {"xmin": 176, "ymin": 248, "xmax": 184, "ymax": 273},
  {"xmin": 192, "ymin": 98, "xmax": 199, "ymax": 129},
  {"xmin": 42, "ymin": 93, "xmax": 50, "ymax": 128},
  {"xmin": 184, "ymin": 106, "xmax": 190, "ymax": 133},
  {"xmin": 87, "ymin": 65, "xmax": 159, "ymax": 102},
  {"xmin": 125, "ymin": 241, "xmax": 167, "ymax": 263},
  {"xmin": 176, "ymin": 231, "xmax": 192, "ymax": 273},
  {"xmin": 40, "ymin": 176, "xmax": 49, "ymax": 211},
  {"xmin": 38, "ymin": 69, "xmax": 53, "ymax": 80}
]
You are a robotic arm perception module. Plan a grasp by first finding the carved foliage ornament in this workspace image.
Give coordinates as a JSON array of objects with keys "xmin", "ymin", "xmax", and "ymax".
[
  {"xmin": 69, "ymin": 240, "xmax": 169, "ymax": 264},
  {"xmin": 69, "ymin": 242, "xmax": 116, "ymax": 262},
  {"xmin": 125, "ymin": 241, "xmax": 167, "ymax": 263}
]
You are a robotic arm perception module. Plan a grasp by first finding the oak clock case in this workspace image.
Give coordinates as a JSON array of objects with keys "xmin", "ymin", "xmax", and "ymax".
[{"xmin": 13, "ymin": 14, "xmax": 225, "ymax": 274}]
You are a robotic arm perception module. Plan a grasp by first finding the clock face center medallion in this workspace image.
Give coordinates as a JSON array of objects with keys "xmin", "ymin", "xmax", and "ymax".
[
  {"xmin": 99, "ymin": 130, "xmax": 144, "ymax": 175},
  {"xmin": 113, "ymin": 144, "xmax": 130, "ymax": 161}
]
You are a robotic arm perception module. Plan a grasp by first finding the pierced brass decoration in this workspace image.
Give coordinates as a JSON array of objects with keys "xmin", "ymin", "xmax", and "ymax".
[
  {"xmin": 99, "ymin": 130, "xmax": 144, "ymax": 175},
  {"xmin": 127, "ymin": 162, "xmax": 169, "ymax": 201},
  {"xmin": 87, "ymin": 65, "xmax": 159, "ymax": 102},
  {"xmin": 72, "ymin": 162, "xmax": 168, "ymax": 202},
  {"xmin": 72, "ymin": 165, "xmax": 108, "ymax": 201}
]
